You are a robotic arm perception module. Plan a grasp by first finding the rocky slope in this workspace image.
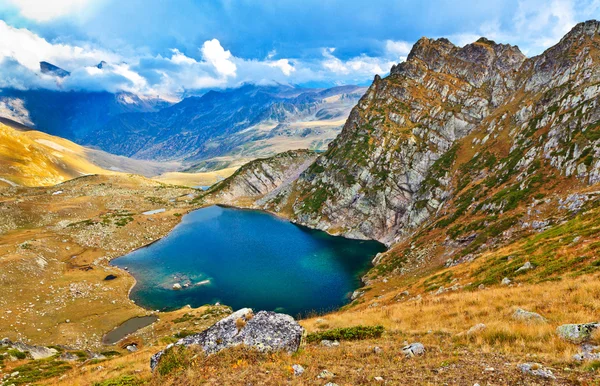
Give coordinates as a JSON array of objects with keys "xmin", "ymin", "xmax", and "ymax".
[
  {"xmin": 244, "ymin": 21, "xmax": 600, "ymax": 251},
  {"xmin": 206, "ymin": 149, "xmax": 318, "ymax": 205}
]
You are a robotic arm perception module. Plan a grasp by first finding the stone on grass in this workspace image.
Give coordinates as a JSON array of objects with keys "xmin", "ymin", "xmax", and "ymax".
[
  {"xmin": 467, "ymin": 323, "xmax": 486, "ymax": 335},
  {"xmin": 516, "ymin": 262, "xmax": 533, "ymax": 272},
  {"xmin": 172, "ymin": 283, "xmax": 182, "ymax": 290},
  {"xmin": 572, "ymin": 343, "xmax": 600, "ymax": 361},
  {"xmin": 518, "ymin": 363, "xmax": 556, "ymax": 379},
  {"xmin": 501, "ymin": 277, "xmax": 512, "ymax": 285},
  {"xmin": 512, "ymin": 308, "xmax": 546, "ymax": 323},
  {"xmin": 320, "ymin": 339, "xmax": 340, "ymax": 347},
  {"xmin": 151, "ymin": 308, "xmax": 304, "ymax": 370},
  {"xmin": 373, "ymin": 346, "xmax": 383, "ymax": 354},
  {"xmin": 292, "ymin": 364, "xmax": 304, "ymax": 376},
  {"xmin": 402, "ymin": 342, "xmax": 425, "ymax": 357},
  {"xmin": 374, "ymin": 376, "xmax": 384, "ymax": 382},
  {"xmin": 324, "ymin": 383, "xmax": 339, "ymax": 386},
  {"xmin": 556, "ymin": 322, "xmax": 600, "ymax": 343}
]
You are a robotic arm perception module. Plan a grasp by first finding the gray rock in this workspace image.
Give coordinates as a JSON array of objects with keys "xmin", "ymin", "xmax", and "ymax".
[
  {"xmin": 373, "ymin": 346, "xmax": 383, "ymax": 354},
  {"xmin": 517, "ymin": 363, "xmax": 556, "ymax": 379},
  {"xmin": 151, "ymin": 308, "xmax": 304, "ymax": 370},
  {"xmin": 501, "ymin": 277, "xmax": 511, "ymax": 285},
  {"xmin": 0, "ymin": 338, "xmax": 12, "ymax": 347},
  {"xmin": 557, "ymin": 322, "xmax": 600, "ymax": 343},
  {"xmin": 320, "ymin": 339, "xmax": 340, "ymax": 347},
  {"xmin": 11, "ymin": 342, "xmax": 57, "ymax": 360},
  {"xmin": 467, "ymin": 323, "xmax": 486, "ymax": 335},
  {"xmin": 516, "ymin": 261, "xmax": 533, "ymax": 272},
  {"xmin": 512, "ymin": 308, "xmax": 546, "ymax": 323},
  {"xmin": 402, "ymin": 342, "xmax": 425, "ymax": 357},
  {"xmin": 126, "ymin": 345, "xmax": 138, "ymax": 352},
  {"xmin": 572, "ymin": 343, "xmax": 600, "ymax": 361},
  {"xmin": 59, "ymin": 352, "xmax": 80, "ymax": 362},
  {"xmin": 374, "ymin": 376, "xmax": 384, "ymax": 382},
  {"xmin": 292, "ymin": 364, "xmax": 304, "ymax": 376},
  {"xmin": 324, "ymin": 383, "xmax": 339, "ymax": 386}
]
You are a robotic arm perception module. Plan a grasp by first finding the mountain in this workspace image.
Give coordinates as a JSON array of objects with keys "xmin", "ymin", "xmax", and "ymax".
[
  {"xmin": 0, "ymin": 121, "xmax": 179, "ymax": 187},
  {"xmin": 0, "ymin": 89, "xmax": 172, "ymax": 140},
  {"xmin": 88, "ymin": 84, "xmax": 366, "ymax": 163},
  {"xmin": 209, "ymin": 21, "xmax": 600, "ymax": 274},
  {"xmin": 39, "ymin": 61, "xmax": 70, "ymax": 78}
]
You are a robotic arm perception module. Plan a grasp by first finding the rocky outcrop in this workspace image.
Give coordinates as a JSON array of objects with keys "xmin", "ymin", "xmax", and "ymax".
[
  {"xmin": 206, "ymin": 149, "xmax": 318, "ymax": 207},
  {"xmin": 150, "ymin": 308, "xmax": 304, "ymax": 371},
  {"xmin": 0, "ymin": 338, "xmax": 58, "ymax": 360},
  {"xmin": 253, "ymin": 20, "xmax": 600, "ymax": 248}
]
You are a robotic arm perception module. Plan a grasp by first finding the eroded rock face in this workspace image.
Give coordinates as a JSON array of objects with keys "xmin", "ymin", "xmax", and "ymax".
[
  {"xmin": 150, "ymin": 308, "xmax": 304, "ymax": 371},
  {"xmin": 255, "ymin": 21, "xmax": 600, "ymax": 248}
]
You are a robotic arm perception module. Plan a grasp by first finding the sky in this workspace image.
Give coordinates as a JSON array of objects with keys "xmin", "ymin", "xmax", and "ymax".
[{"xmin": 0, "ymin": 0, "xmax": 599, "ymax": 100}]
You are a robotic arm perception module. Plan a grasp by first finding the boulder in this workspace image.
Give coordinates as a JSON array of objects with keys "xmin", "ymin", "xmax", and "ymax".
[
  {"xmin": 557, "ymin": 322, "xmax": 600, "ymax": 343},
  {"xmin": 402, "ymin": 342, "xmax": 425, "ymax": 357},
  {"xmin": 512, "ymin": 308, "xmax": 547, "ymax": 323},
  {"xmin": 11, "ymin": 342, "xmax": 58, "ymax": 360},
  {"xmin": 151, "ymin": 308, "xmax": 304, "ymax": 370},
  {"xmin": 501, "ymin": 277, "xmax": 511, "ymax": 285}
]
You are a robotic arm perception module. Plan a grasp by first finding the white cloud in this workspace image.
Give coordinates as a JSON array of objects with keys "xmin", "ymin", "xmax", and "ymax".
[
  {"xmin": 6, "ymin": 0, "xmax": 95, "ymax": 22},
  {"xmin": 268, "ymin": 59, "xmax": 295, "ymax": 76},
  {"xmin": 201, "ymin": 39, "xmax": 237, "ymax": 78},
  {"xmin": 385, "ymin": 40, "xmax": 412, "ymax": 61}
]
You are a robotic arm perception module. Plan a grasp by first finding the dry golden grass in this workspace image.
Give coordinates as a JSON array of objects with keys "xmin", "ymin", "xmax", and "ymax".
[
  {"xmin": 153, "ymin": 167, "xmax": 238, "ymax": 187},
  {"xmin": 0, "ymin": 123, "xmax": 117, "ymax": 186}
]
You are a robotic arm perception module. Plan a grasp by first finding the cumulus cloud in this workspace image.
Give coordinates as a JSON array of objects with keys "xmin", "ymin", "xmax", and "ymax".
[{"xmin": 201, "ymin": 39, "xmax": 237, "ymax": 78}]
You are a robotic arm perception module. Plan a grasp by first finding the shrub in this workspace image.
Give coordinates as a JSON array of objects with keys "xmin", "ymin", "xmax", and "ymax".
[
  {"xmin": 8, "ymin": 349, "xmax": 27, "ymax": 359},
  {"xmin": 306, "ymin": 325, "xmax": 384, "ymax": 343},
  {"xmin": 156, "ymin": 346, "xmax": 192, "ymax": 376}
]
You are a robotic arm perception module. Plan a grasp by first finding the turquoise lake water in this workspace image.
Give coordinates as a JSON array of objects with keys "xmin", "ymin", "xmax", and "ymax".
[{"xmin": 112, "ymin": 205, "xmax": 386, "ymax": 317}]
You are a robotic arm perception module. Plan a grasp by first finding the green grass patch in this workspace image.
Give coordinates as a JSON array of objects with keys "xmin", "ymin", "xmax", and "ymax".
[{"xmin": 306, "ymin": 325, "xmax": 385, "ymax": 343}]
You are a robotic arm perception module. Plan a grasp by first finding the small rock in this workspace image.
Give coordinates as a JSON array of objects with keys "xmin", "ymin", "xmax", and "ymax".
[
  {"xmin": 324, "ymin": 383, "xmax": 339, "ymax": 386},
  {"xmin": 318, "ymin": 369, "xmax": 335, "ymax": 379},
  {"xmin": 518, "ymin": 363, "xmax": 556, "ymax": 379},
  {"xmin": 374, "ymin": 376, "xmax": 384, "ymax": 382},
  {"xmin": 59, "ymin": 352, "xmax": 80, "ymax": 361},
  {"xmin": 557, "ymin": 322, "xmax": 600, "ymax": 343},
  {"xmin": 320, "ymin": 340, "xmax": 339, "ymax": 347},
  {"xmin": 10, "ymin": 371, "xmax": 19, "ymax": 377},
  {"xmin": 484, "ymin": 367, "xmax": 495, "ymax": 372},
  {"xmin": 172, "ymin": 283, "xmax": 182, "ymax": 290},
  {"xmin": 292, "ymin": 364, "xmax": 304, "ymax": 376},
  {"xmin": 501, "ymin": 277, "xmax": 512, "ymax": 285},
  {"xmin": 373, "ymin": 346, "xmax": 383, "ymax": 354},
  {"xmin": 126, "ymin": 345, "xmax": 138, "ymax": 352},
  {"xmin": 467, "ymin": 323, "xmax": 486, "ymax": 335},
  {"xmin": 512, "ymin": 308, "xmax": 546, "ymax": 323},
  {"xmin": 478, "ymin": 284, "xmax": 485, "ymax": 290},
  {"xmin": 402, "ymin": 342, "xmax": 425, "ymax": 357},
  {"xmin": 516, "ymin": 261, "xmax": 533, "ymax": 272}
]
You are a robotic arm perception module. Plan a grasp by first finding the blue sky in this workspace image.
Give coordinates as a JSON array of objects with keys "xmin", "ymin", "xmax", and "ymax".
[{"xmin": 0, "ymin": 0, "xmax": 599, "ymax": 99}]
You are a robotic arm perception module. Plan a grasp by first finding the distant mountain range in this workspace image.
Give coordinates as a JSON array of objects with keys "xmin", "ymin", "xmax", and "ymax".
[{"xmin": 0, "ymin": 74, "xmax": 366, "ymax": 168}]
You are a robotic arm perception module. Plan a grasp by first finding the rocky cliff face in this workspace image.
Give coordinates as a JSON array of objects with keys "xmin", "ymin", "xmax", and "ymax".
[
  {"xmin": 206, "ymin": 149, "xmax": 318, "ymax": 206},
  {"xmin": 252, "ymin": 21, "xmax": 600, "ymax": 249}
]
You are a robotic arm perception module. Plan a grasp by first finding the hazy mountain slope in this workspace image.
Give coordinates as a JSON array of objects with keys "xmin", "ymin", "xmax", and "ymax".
[
  {"xmin": 90, "ymin": 84, "xmax": 366, "ymax": 163},
  {"xmin": 0, "ymin": 123, "xmax": 179, "ymax": 187}
]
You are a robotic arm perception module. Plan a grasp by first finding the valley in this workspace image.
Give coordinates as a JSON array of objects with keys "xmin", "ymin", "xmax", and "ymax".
[{"xmin": 1, "ymin": 17, "xmax": 600, "ymax": 386}]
